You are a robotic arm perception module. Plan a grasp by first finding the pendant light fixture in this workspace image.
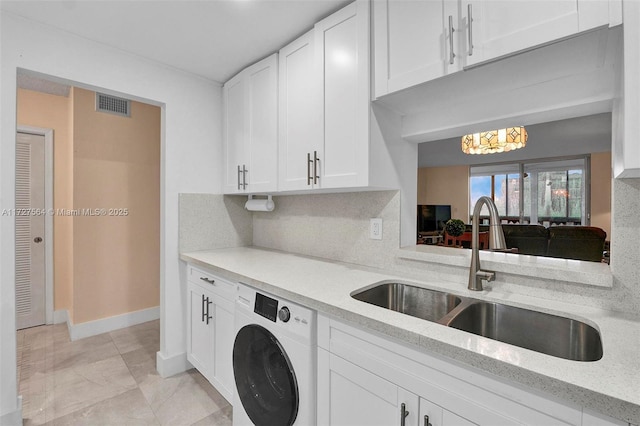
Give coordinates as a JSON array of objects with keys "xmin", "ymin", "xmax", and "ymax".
[{"xmin": 461, "ymin": 126, "xmax": 528, "ymax": 155}]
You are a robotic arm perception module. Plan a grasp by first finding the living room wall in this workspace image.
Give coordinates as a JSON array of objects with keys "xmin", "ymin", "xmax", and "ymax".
[
  {"xmin": 418, "ymin": 152, "xmax": 612, "ymax": 238},
  {"xmin": 417, "ymin": 165, "xmax": 469, "ymax": 222}
]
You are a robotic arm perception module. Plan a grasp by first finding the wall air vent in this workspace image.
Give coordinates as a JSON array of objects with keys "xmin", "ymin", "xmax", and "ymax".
[{"xmin": 96, "ymin": 93, "xmax": 131, "ymax": 117}]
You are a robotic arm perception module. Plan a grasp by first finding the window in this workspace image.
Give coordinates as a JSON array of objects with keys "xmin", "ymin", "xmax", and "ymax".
[{"xmin": 470, "ymin": 157, "xmax": 589, "ymax": 226}]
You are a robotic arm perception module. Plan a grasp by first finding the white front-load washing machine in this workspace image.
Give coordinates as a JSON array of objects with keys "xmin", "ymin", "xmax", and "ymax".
[{"xmin": 232, "ymin": 283, "xmax": 316, "ymax": 426}]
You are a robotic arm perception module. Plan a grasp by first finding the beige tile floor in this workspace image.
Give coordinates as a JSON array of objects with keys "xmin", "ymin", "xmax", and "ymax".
[{"xmin": 17, "ymin": 320, "xmax": 232, "ymax": 426}]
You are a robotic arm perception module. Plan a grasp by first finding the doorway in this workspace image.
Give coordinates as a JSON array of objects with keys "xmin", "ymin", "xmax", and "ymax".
[
  {"xmin": 15, "ymin": 129, "xmax": 54, "ymax": 329},
  {"xmin": 15, "ymin": 76, "xmax": 162, "ymax": 335}
]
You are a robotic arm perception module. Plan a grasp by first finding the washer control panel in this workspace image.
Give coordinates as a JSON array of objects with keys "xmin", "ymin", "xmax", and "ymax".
[
  {"xmin": 254, "ymin": 292, "xmax": 278, "ymax": 322},
  {"xmin": 239, "ymin": 283, "xmax": 316, "ymax": 341}
]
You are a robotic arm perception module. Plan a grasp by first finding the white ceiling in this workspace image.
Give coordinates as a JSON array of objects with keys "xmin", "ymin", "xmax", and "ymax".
[{"xmin": 1, "ymin": 0, "xmax": 351, "ymax": 84}]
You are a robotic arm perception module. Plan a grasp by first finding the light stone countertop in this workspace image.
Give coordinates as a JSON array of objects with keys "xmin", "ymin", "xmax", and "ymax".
[{"xmin": 181, "ymin": 246, "xmax": 640, "ymax": 424}]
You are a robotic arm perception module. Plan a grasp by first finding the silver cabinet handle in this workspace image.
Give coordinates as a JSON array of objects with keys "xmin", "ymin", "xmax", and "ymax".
[
  {"xmin": 242, "ymin": 164, "xmax": 248, "ymax": 189},
  {"xmin": 424, "ymin": 414, "xmax": 432, "ymax": 426},
  {"xmin": 468, "ymin": 4, "xmax": 474, "ymax": 56},
  {"xmin": 307, "ymin": 153, "xmax": 313, "ymax": 185},
  {"xmin": 448, "ymin": 15, "xmax": 456, "ymax": 65},
  {"xmin": 400, "ymin": 403, "xmax": 409, "ymax": 426},
  {"xmin": 205, "ymin": 297, "xmax": 213, "ymax": 325},
  {"xmin": 313, "ymin": 151, "xmax": 319, "ymax": 185},
  {"xmin": 237, "ymin": 165, "xmax": 242, "ymax": 190},
  {"xmin": 200, "ymin": 277, "xmax": 215, "ymax": 285}
]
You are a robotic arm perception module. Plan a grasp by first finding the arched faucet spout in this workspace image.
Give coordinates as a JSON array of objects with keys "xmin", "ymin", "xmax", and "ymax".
[{"xmin": 468, "ymin": 196, "xmax": 507, "ymax": 291}]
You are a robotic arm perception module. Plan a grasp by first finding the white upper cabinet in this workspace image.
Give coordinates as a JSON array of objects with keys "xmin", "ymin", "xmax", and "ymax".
[
  {"xmin": 278, "ymin": 30, "xmax": 322, "ymax": 191},
  {"xmin": 374, "ymin": 0, "xmax": 460, "ymax": 97},
  {"xmin": 374, "ymin": 0, "xmax": 619, "ymax": 97},
  {"xmin": 615, "ymin": 0, "xmax": 640, "ymax": 178},
  {"xmin": 223, "ymin": 74, "xmax": 245, "ymax": 193},
  {"xmin": 278, "ymin": 0, "xmax": 370, "ymax": 191},
  {"xmin": 466, "ymin": 0, "xmax": 611, "ymax": 67},
  {"xmin": 315, "ymin": 0, "xmax": 370, "ymax": 189},
  {"xmin": 223, "ymin": 53, "xmax": 278, "ymax": 194}
]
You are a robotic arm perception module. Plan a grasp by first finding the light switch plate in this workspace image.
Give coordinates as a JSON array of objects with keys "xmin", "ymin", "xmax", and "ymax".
[{"xmin": 370, "ymin": 218, "xmax": 383, "ymax": 240}]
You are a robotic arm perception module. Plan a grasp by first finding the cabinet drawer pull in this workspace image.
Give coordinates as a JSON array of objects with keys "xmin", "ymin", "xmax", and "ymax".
[
  {"xmin": 400, "ymin": 403, "xmax": 409, "ymax": 426},
  {"xmin": 424, "ymin": 414, "xmax": 431, "ymax": 426},
  {"xmin": 237, "ymin": 165, "xmax": 242, "ymax": 190},
  {"xmin": 468, "ymin": 4, "xmax": 474, "ymax": 56},
  {"xmin": 307, "ymin": 153, "xmax": 313, "ymax": 185},
  {"xmin": 200, "ymin": 277, "xmax": 215, "ymax": 285},
  {"xmin": 313, "ymin": 150, "xmax": 319, "ymax": 185},
  {"xmin": 448, "ymin": 15, "xmax": 456, "ymax": 65}
]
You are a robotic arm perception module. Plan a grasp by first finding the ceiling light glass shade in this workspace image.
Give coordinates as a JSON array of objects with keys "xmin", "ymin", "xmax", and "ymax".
[{"xmin": 461, "ymin": 126, "xmax": 528, "ymax": 155}]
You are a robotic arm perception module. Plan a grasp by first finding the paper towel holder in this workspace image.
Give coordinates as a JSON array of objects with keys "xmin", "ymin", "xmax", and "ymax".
[{"xmin": 245, "ymin": 195, "xmax": 275, "ymax": 212}]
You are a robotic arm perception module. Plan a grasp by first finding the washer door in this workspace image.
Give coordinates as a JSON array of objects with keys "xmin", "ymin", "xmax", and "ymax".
[{"xmin": 233, "ymin": 324, "xmax": 299, "ymax": 426}]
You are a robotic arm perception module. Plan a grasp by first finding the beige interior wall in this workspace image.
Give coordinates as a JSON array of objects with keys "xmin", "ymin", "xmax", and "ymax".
[
  {"xmin": 418, "ymin": 156, "xmax": 612, "ymax": 237},
  {"xmin": 72, "ymin": 88, "xmax": 160, "ymax": 324},
  {"xmin": 591, "ymin": 151, "xmax": 612, "ymax": 239},
  {"xmin": 16, "ymin": 88, "xmax": 75, "ymax": 320},
  {"xmin": 418, "ymin": 166, "xmax": 470, "ymax": 221}
]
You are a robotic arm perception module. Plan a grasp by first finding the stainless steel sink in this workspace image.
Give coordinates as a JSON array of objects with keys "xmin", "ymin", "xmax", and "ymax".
[
  {"xmin": 351, "ymin": 282, "xmax": 462, "ymax": 323},
  {"xmin": 446, "ymin": 301, "xmax": 603, "ymax": 361},
  {"xmin": 351, "ymin": 282, "xmax": 603, "ymax": 361}
]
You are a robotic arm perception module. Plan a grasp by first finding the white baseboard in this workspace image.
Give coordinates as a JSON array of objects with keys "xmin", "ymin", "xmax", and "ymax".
[
  {"xmin": 0, "ymin": 396, "xmax": 22, "ymax": 426},
  {"xmin": 156, "ymin": 351, "xmax": 192, "ymax": 378},
  {"xmin": 68, "ymin": 306, "xmax": 160, "ymax": 341},
  {"xmin": 53, "ymin": 309, "xmax": 69, "ymax": 325}
]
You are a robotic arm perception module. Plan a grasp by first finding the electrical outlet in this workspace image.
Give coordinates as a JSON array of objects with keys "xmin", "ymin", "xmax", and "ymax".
[{"xmin": 370, "ymin": 218, "xmax": 383, "ymax": 240}]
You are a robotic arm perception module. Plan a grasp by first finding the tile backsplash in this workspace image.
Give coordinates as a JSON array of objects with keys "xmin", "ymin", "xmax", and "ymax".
[
  {"xmin": 178, "ymin": 181, "xmax": 640, "ymax": 316},
  {"xmin": 178, "ymin": 193, "xmax": 252, "ymax": 253},
  {"xmin": 252, "ymin": 190, "xmax": 401, "ymax": 269}
]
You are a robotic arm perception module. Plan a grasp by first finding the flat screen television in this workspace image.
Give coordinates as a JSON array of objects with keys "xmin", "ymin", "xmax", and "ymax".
[{"xmin": 417, "ymin": 205, "xmax": 451, "ymax": 233}]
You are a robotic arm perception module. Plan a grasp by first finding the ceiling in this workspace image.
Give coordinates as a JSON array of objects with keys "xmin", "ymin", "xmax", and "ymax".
[
  {"xmin": 418, "ymin": 113, "xmax": 612, "ymax": 168},
  {"xmin": 1, "ymin": 0, "xmax": 351, "ymax": 84}
]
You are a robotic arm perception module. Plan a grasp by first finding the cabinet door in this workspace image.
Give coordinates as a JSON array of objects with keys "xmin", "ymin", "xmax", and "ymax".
[
  {"xmin": 419, "ymin": 398, "xmax": 444, "ymax": 426},
  {"xmin": 315, "ymin": 0, "xmax": 370, "ymax": 189},
  {"xmin": 212, "ymin": 296, "xmax": 235, "ymax": 402},
  {"xmin": 187, "ymin": 284, "xmax": 214, "ymax": 380},
  {"xmin": 374, "ymin": 0, "xmax": 454, "ymax": 97},
  {"xmin": 442, "ymin": 411, "xmax": 476, "ymax": 426},
  {"xmin": 278, "ymin": 30, "xmax": 322, "ymax": 191},
  {"xmin": 223, "ymin": 73, "xmax": 246, "ymax": 194},
  {"xmin": 615, "ymin": 0, "xmax": 640, "ymax": 178},
  {"xmin": 582, "ymin": 408, "xmax": 628, "ymax": 426},
  {"xmin": 245, "ymin": 54, "xmax": 278, "ymax": 193},
  {"xmin": 319, "ymin": 350, "xmax": 420, "ymax": 426},
  {"xmin": 465, "ymin": 0, "xmax": 609, "ymax": 67}
]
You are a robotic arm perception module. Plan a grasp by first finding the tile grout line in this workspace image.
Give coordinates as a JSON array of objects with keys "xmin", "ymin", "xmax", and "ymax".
[{"xmin": 109, "ymin": 329, "xmax": 164, "ymax": 426}]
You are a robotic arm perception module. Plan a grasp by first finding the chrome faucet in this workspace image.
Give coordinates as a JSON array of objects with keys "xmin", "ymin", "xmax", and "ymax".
[{"xmin": 468, "ymin": 196, "xmax": 507, "ymax": 291}]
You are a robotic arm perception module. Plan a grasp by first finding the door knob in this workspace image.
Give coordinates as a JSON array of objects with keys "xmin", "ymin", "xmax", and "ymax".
[{"xmin": 34, "ymin": 237, "xmax": 43, "ymax": 243}]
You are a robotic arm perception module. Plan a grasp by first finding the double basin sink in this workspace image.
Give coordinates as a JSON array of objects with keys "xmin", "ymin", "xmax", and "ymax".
[{"xmin": 351, "ymin": 282, "xmax": 602, "ymax": 362}]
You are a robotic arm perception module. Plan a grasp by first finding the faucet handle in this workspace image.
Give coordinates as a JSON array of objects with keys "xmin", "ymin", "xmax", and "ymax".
[{"xmin": 476, "ymin": 270, "xmax": 495, "ymax": 282}]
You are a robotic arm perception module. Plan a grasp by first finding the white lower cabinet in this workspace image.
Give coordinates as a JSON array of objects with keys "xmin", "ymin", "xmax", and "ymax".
[
  {"xmin": 319, "ymin": 348, "xmax": 416, "ymax": 426},
  {"xmin": 319, "ymin": 347, "xmax": 515, "ymax": 426},
  {"xmin": 317, "ymin": 315, "xmax": 628, "ymax": 426},
  {"xmin": 212, "ymin": 294, "xmax": 235, "ymax": 399},
  {"xmin": 187, "ymin": 282, "xmax": 215, "ymax": 378},
  {"xmin": 186, "ymin": 265, "xmax": 237, "ymax": 402}
]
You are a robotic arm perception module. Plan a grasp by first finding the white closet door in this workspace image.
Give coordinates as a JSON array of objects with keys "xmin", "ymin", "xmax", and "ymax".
[{"xmin": 16, "ymin": 132, "xmax": 46, "ymax": 330}]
